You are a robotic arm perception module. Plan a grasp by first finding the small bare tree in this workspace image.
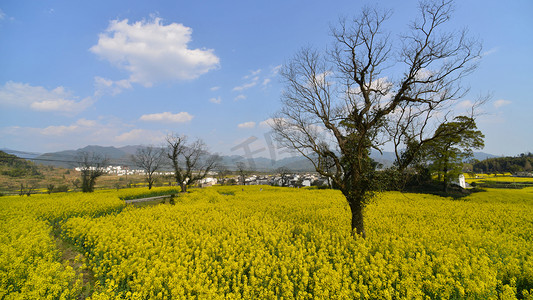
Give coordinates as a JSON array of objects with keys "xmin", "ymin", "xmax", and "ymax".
[
  {"xmin": 132, "ymin": 145, "xmax": 165, "ymax": 190},
  {"xmin": 216, "ymin": 167, "xmax": 230, "ymax": 185},
  {"xmin": 166, "ymin": 134, "xmax": 220, "ymax": 193},
  {"xmin": 235, "ymin": 162, "xmax": 252, "ymax": 185},
  {"xmin": 272, "ymin": 0, "xmax": 482, "ymax": 238},
  {"xmin": 76, "ymin": 152, "xmax": 108, "ymax": 193},
  {"xmin": 276, "ymin": 167, "xmax": 292, "ymax": 187}
]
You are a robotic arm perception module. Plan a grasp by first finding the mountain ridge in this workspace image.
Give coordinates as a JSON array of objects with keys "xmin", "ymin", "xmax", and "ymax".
[{"xmin": 1, "ymin": 145, "xmax": 500, "ymax": 172}]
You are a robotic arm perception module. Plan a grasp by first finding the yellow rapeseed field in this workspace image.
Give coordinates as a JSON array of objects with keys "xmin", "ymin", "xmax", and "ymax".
[{"xmin": 1, "ymin": 185, "xmax": 532, "ymax": 299}]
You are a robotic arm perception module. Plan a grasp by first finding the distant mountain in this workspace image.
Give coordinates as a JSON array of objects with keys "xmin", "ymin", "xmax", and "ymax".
[
  {"xmin": 35, "ymin": 145, "xmax": 134, "ymax": 168},
  {"xmin": 17, "ymin": 145, "xmax": 501, "ymax": 171},
  {"xmin": 472, "ymin": 152, "xmax": 499, "ymax": 161},
  {"xmin": 0, "ymin": 148, "xmax": 42, "ymax": 159},
  {"xmin": 118, "ymin": 145, "xmax": 144, "ymax": 155}
]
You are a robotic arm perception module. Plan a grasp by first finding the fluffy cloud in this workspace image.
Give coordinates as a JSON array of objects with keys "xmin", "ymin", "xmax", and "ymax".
[
  {"xmin": 90, "ymin": 17, "xmax": 219, "ymax": 87},
  {"xmin": 494, "ymin": 99, "xmax": 511, "ymax": 108},
  {"xmin": 238, "ymin": 121, "xmax": 256, "ymax": 129},
  {"xmin": 139, "ymin": 111, "xmax": 193, "ymax": 123},
  {"xmin": 0, "ymin": 81, "xmax": 93, "ymax": 114}
]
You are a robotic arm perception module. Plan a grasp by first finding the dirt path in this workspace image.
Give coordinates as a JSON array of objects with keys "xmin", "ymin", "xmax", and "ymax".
[{"xmin": 52, "ymin": 228, "xmax": 96, "ymax": 299}]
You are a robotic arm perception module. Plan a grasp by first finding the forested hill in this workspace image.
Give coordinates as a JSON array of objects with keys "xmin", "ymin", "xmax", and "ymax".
[
  {"xmin": 473, "ymin": 153, "xmax": 533, "ymax": 174},
  {"xmin": 0, "ymin": 151, "xmax": 41, "ymax": 177}
]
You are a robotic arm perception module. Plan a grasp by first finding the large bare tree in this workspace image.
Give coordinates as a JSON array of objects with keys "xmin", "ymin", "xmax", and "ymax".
[
  {"xmin": 132, "ymin": 145, "xmax": 165, "ymax": 190},
  {"xmin": 166, "ymin": 134, "xmax": 220, "ymax": 192},
  {"xmin": 271, "ymin": 0, "xmax": 482, "ymax": 238}
]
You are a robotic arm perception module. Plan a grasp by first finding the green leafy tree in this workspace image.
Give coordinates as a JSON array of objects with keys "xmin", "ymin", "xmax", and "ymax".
[{"xmin": 425, "ymin": 116, "xmax": 484, "ymax": 191}]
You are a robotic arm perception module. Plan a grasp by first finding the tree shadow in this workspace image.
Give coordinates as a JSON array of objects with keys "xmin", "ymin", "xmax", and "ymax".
[{"xmin": 402, "ymin": 182, "xmax": 487, "ymax": 200}]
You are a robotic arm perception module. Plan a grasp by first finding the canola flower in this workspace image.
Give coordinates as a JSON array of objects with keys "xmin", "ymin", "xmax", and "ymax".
[
  {"xmin": 0, "ymin": 187, "xmax": 176, "ymax": 299},
  {"xmin": 58, "ymin": 186, "xmax": 533, "ymax": 299}
]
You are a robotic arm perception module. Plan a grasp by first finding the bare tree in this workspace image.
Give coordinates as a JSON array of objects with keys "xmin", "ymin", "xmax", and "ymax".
[
  {"xmin": 19, "ymin": 181, "xmax": 38, "ymax": 196},
  {"xmin": 271, "ymin": 0, "xmax": 482, "ymax": 238},
  {"xmin": 216, "ymin": 167, "xmax": 230, "ymax": 185},
  {"xmin": 132, "ymin": 145, "xmax": 165, "ymax": 190},
  {"xmin": 235, "ymin": 162, "xmax": 250, "ymax": 186},
  {"xmin": 276, "ymin": 167, "xmax": 292, "ymax": 187},
  {"xmin": 76, "ymin": 152, "xmax": 108, "ymax": 193},
  {"xmin": 166, "ymin": 134, "xmax": 220, "ymax": 193}
]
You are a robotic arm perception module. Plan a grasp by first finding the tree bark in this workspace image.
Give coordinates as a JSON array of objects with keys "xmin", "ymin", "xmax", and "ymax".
[
  {"xmin": 346, "ymin": 194, "xmax": 366, "ymax": 238},
  {"xmin": 180, "ymin": 182, "xmax": 187, "ymax": 193}
]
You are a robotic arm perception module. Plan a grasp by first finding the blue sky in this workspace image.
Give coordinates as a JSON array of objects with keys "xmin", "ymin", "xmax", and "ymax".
[{"xmin": 0, "ymin": 0, "xmax": 532, "ymax": 159}]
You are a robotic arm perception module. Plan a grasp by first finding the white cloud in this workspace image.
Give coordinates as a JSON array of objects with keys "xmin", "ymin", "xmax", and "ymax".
[
  {"xmin": 482, "ymin": 47, "xmax": 499, "ymax": 57},
  {"xmin": 494, "ymin": 99, "xmax": 511, "ymax": 109},
  {"xmin": 238, "ymin": 121, "xmax": 256, "ymax": 129},
  {"xmin": 0, "ymin": 81, "xmax": 93, "ymax": 114},
  {"xmin": 456, "ymin": 100, "xmax": 474, "ymax": 110},
  {"xmin": 94, "ymin": 76, "xmax": 132, "ymax": 96},
  {"xmin": 244, "ymin": 69, "xmax": 261, "ymax": 79},
  {"xmin": 233, "ymin": 70, "xmax": 262, "ymax": 91},
  {"xmin": 262, "ymin": 78, "xmax": 271, "ymax": 86},
  {"xmin": 234, "ymin": 94, "xmax": 246, "ymax": 101},
  {"xmin": 210, "ymin": 86, "xmax": 220, "ymax": 91},
  {"xmin": 233, "ymin": 81, "xmax": 257, "ymax": 92},
  {"xmin": 209, "ymin": 97, "xmax": 221, "ymax": 104},
  {"xmin": 139, "ymin": 111, "xmax": 194, "ymax": 123},
  {"xmin": 0, "ymin": 9, "xmax": 5, "ymax": 20},
  {"xmin": 31, "ymin": 97, "xmax": 94, "ymax": 113},
  {"xmin": 90, "ymin": 17, "xmax": 219, "ymax": 87},
  {"xmin": 271, "ymin": 65, "xmax": 282, "ymax": 74},
  {"xmin": 414, "ymin": 68, "xmax": 433, "ymax": 81},
  {"xmin": 0, "ymin": 118, "xmax": 166, "ymax": 151},
  {"xmin": 116, "ymin": 129, "xmax": 165, "ymax": 143},
  {"xmin": 259, "ymin": 118, "xmax": 275, "ymax": 128},
  {"xmin": 40, "ymin": 124, "xmax": 79, "ymax": 136},
  {"xmin": 39, "ymin": 119, "xmax": 100, "ymax": 136}
]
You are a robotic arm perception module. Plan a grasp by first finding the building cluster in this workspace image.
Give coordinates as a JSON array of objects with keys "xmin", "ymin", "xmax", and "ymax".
[
  {"xmin": 228, "ymin": 173, "xmax": 331, "ymax": 188},
  {"xmin": 74, "ymin": 165, "xmax": 173, "ymax": 176},
  {"xmin": 74, "ymin": 166, "xmax": 332, "ymax": 188}
]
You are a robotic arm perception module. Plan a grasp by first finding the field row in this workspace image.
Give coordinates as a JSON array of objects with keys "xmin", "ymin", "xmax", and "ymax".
[
  {"xmin": 62, "ymin": 186, "xmax": 533, "ymax": 299},
  {"xmin": 1, "ymin": 186, "xmax": 532, "ymax": 299}
]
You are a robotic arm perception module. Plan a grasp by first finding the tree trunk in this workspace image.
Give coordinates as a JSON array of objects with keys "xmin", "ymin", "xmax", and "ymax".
[
  {"xmin": 180, "ymin": 182, "xmax": 187, "ymax": 193},
  {"xmin": 346, "ymin": 194, "xmax": 366, "ymax": 238}
]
